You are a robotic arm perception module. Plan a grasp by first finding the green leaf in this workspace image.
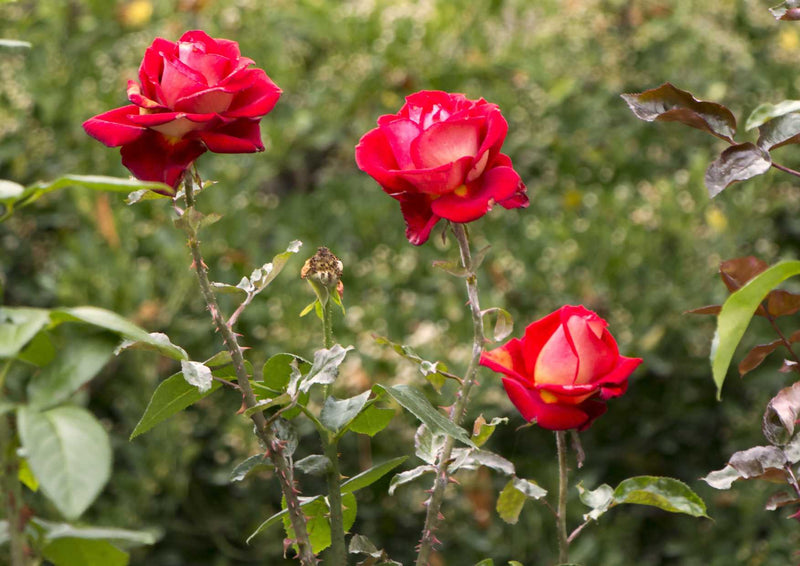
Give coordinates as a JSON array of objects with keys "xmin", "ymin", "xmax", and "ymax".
[
  {"xmin": 621, "ymin": 83, "xmax": 737, "ymax": 142},
  {"xmin": 299, "ymin": 344, "xmax": 353, "ymax": 393},
  {"xmin": 0, "ymin": 307, "xmax": 50, "ymax": 358},
  {"xmin": 712, "ymin": 261, "xmax": 800, "ymax": 398},
  {"xmin": 376, "ymin": 384, "xmax": 476, "ymax": 448},
  {"xmin": 475, "ymin": 560, "xmax": 494, "ymax": 566},
  {"xmin": 496, "ymin": 479, "xmax": 527, "ymax": 524},
  {"xmin": 242, "ymin": 393, "xmax": 292, "ymax": 417},
  {"xmin": 282, "ymin": 493, "xmax": 357, "ymax": 555},
  {"xmin": 746, "ymin": 100, "xmax": 800, "ymax": 130},
  {"xmin": 42, "ymin": 538, "xmax": 128, "ymax": 566},
  {"xmin": 16, "ymin": 330, "xmax": 56, "ymax": 367},
  {"xmin": 341, "ymin": 457, "xmax": 408, "ymax": 494},
  {"xmin": 481, "ymin": 308, "xmax": 514, "ymax": 342},
  {"xmin": 415, "ymin": 424, "xmax": 447, "ymax": 465},
  {"xmin": 471, "ymin": 414, "xmax": 508, "ymax": 448},
  {"xmin": 295, "ymin": 455, "xmax": 331, "ymax": 476},
  {"xmin": 27, "ymin": 335, "xmax": 116, "ymax": 409},
  {"xmin": 229, "ymin": 453, "xmax": 272, "ymax": 482},
  {"xmin": 17, "ymin": 406, "xmax": 111, "ymax": 520},
  {"xmin": 348, "ymin": 405, "xmax": 394, "ymax": 437},
  {"xmin": 320, "ymin": 391, "xmax": 371, "ymax": 434},
  {"xmin": 18, "ymin": 457, "xmax": 38, "ymax": 491},
  {"xmin": 248, "ymin": 240, "xmax": 303, "ymax": 292},
  {"xmin": 388, "ymin": 465, "xmax": 435, "ymax": 496},
  {"xmin": 431, "ymin": 259, "xmax": 468, "ymax": 278},
  {"xmin": 113, "ymin": 332, "xmax": 188, "ymax": 361},
  {"xmin": 34, "ymin": 518, "xmax": 158, "ymax": 546},
  {"xmin": 1, "ymin": 175, "xmax": 171, "ymax": 221},
  {"xmin": 261, "ymin": 353, "xmax": 311, "ymax": 392},
  {"xmin": 0, "ymin": 39, "xmax": 31, "ymax": 49},
  {"xmin": 704, "ymin": 143, "xmax": 771, "ymax": 198},
  {"xmin": 50, "ymin": 307, "xmax": 187, "ymax": 361},
  {"xmin": 613, "ymin": 476, "xmax": 708, "ymax": 517},
  {"xmin": 130, "ymin": 370, "xmax": 222, "ymax": 439}
]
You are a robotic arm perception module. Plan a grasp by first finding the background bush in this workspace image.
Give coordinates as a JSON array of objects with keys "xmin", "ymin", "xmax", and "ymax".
[{"xmin": 3, "ymin": 0, "xmax": 800, "ymax": 564}]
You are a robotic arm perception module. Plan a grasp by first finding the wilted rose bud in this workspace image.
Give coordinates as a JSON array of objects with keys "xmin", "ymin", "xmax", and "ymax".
[{"xmin": 301, "ymin": 247, "xmax": 343, "ymax": 301}]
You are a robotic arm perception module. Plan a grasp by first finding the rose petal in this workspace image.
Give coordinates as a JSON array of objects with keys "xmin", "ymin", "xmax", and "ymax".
[
  {"xmin": 180, "ymin": 30, "xmax": 241, "ymax": 60},
  {"xmin": 430, "ymin": 166, "xmax": 523, "ymax": 223},
  {"xmin": 83, "ymin": 105, "xmax": 146, "ymax": 147},
  {"xmin": 226, "ymin": 68, "xmax": 282, "ymax": 118},
  {"xmin": 197, "ymin": 119, "xmax": 263, "ymax": 153},
  {"xmin": 596, "ymin": 356, "xmax": 641, "ymax": 400},
  {"xmin": 175, "ymin": 88, "xmax": 235, "ymax": 114},
  {"xmin": 398, "ymin": 156, "xmax": 473, "ymax": 196},
  {"xmin": 120, "ymin": 130, "xmax": 206, "ymax": 189},
  {"xmin": 398, "ymin": 193, "xmax": 440, "ymax": 245},
  {"xmin": 502, "ymin": 378, "xmax": 594, "ymax": 430},
  {"xmin": 159, "ymin": 56, "xmax": 208, "ymax": 108},
  {"xmin": 411, "ymin": 119, "xmax": 482, "ymax": 169},
  {"xmin": 521, "ymin": 310, "xmax": 563, "ymax": 377},
  {"xmin": 356, "ymin": 128, "xmax": 416, "ymax": 195},
  {"xmin": 480, "ymin": 338, "xmax": 529, "ymax": 384},
  {"xmin": 381, "ymin": 119, "xmax": 422, "ymax": 170}
]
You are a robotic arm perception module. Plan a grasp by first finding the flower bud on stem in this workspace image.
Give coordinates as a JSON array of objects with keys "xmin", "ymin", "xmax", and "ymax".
[
  {"xmin": 179, "ymin": 172, "xmax": 316, "ymax": 565},
  {"xmin": 415, "ymin": 223, "xmax": 486, "ymax": 566}
]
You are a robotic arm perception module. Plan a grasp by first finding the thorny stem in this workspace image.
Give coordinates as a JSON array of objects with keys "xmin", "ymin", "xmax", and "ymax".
[
  {"xmin": 180, "ymin": 174, "xmax": 316, "ymax": 565},
  {"xmin": 1, "ymin": 413, "xmax": 27, "ymax": 566},
  {"xmin": 319, "ymin": 295, "xmax": 346, "ymax": 566},
  {"xmin": 415, "ymin": 223, "xmax": 486, "ymax": 566},
  {"xmin": 556, "ymin": 431, "xmax": 570, "ymax": 564}
]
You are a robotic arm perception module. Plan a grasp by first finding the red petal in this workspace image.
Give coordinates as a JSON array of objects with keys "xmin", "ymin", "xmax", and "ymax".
[
  {"xmin": 83, "ymin": 105, "xmax": 146, "ymax": 147},
  {"xmin": 226, "ymin": 68, "xmax": 282, "ymax": 118},
  {"xmin": 430, "ymin": 166, "xmax": 523, "ymax": 223},
  {"xmin": 180, "ymin": 30, "xmax": 241, "ymax": 60},
  {"xmin": 198, "ymin": 119, "xmax": 263, "ymax": 153},
  {"xmin": 480, "ymin": 338, "xmax": 529, "ymax": 383},
  {"xmin": 159, "ymin": 56, "xmax": 208, "ymax": 108},
  {"xmin": 411, "ymin": 119, "xmax": 482, "ymax": 169},
  {"xmin": 120, "ymin": 130, "xmax": 206, "ymax": 189},
  {"xmin": 399, "ymin": 156, "xmax": 472, "ymax": 196},
  {"xmin": 596, "ymin": 356, "xmax": 641, "ymax": 400},
  {"xmin": 175, "ymin": 88, "xmax": 235, "ymax": 114},
  {"xmin": 381, "ymin": 119, "xmax": 422, "ymax": 170},
  {"xmin": 502, "ymin": 378, "xmax": 595, "ymax": 430},
  {"xmin": 522, "ymin": 310, "xmax": 564, "ymax": 377},
  {"xmin": 398, "ymin": 193, "xmax": 440, "ymax": 245},
  {"xmin": 356, "ymin": 128, "xmax": 414, "ymax": 195}
]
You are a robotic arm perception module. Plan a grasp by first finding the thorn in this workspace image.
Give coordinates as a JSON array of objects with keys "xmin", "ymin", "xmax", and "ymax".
[
  {"xmin": 447, "ymin": 476, "xmax": 460, "ymax": 485},
  {"xmin": 437, "ymin": 512, "xmax": 445, "ymax": 521}
]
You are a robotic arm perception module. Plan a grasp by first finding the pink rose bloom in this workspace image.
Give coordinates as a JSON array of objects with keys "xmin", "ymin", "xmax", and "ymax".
[
  {"xmin": 480, "ymin": 305, "xmax": 642, "ymax": 431},
  {"xmin": 83, "ymin": 30, "xmax": 281, "ymax": 192},
  {"xmin": 355, "ymin": 90, "xmax": 528, "ymax": 245}
]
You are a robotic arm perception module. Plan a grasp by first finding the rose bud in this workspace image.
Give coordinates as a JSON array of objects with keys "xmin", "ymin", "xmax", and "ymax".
[
  {"xmin": 355, "ymin": 90, "xmax": 528, "ymax": 245},
  {"xmin": 83, "ymin": 30, "xmax": 281, "ymax": 192},
  {"xmin": 480, "ymin": 305, "xmax": 642, "ymax": 431}
]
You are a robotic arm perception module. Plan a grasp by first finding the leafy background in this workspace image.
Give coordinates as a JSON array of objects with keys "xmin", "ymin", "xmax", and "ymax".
[{"xmin": 3, "ymin": 0, "xmax": 800, "ymax": 564}]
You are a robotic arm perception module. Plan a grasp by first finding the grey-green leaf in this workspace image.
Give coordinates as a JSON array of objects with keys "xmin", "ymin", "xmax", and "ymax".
[
  {"xmin": 42, "ymin": 538, "xmax": 128, "ymax": 566},
  {"xmin": 712, "ymin": 261, "xmax": 800, "ymax": 398},
  {"xmin": 17, "ymin": 406, "xmax": 111, "ymax": 519},
  {"xmin": 320, "ymin": 391, "xmax": 371, "ymax": 434},
  {"xmin": 757, "ymin": 112, "xmax": 800, "ymax": 150},
  {"xmin": 348, "ymin": 405, "xmax": 394, "ymax": 437},
  {"xmin": 577, "ymin": 482, "xmax": 615, "ymax": 521},
  {"xmin": 746, "ymin": 100, "xmax": 800, "ymax": 130},
  {"xmin": 496, "ymin": 479, "xmax": 527, "ymax": 524},
  {"xmin": 377, "ymin": 384, "xmax": 476, "ymax": 448},
  {"xmin": 299, "ymin": 344, "xmax": 353, "ymax": 393},
  {"xmin": 229, "ymin": 453, "xmax": 272, "ymax": 482},
  {"xmin": 27, "ymin": 335, "xmax": 116, "ymax": 409},
  {"xmin": 34, "ymin": 519, "xmax": 158, "ymax": 546},
  {"xmin": 341, "ymin": 456, "xmax": 408, "ymax": 494},
  {"xmin": 295, "ymin": 455, "xmax": 331, "ymax": 476},
  {"xmin": 388, "ymin": 465, "xmax": 435, "ymax": 496},
  {"xmin": 0, "ymin": 307, "xmax": 50, "ymax": 358},
  {"xmin": 704, "ymin": 143, "xmax": 771, "ymax": 198},
  {"xmin": 613, "ymin": 476, "xmax": 708, "ymax": 517}
]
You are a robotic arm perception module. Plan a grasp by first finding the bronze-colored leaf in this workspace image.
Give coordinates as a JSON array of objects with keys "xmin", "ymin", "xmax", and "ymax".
[
  {"xmin": 770, "ymin": 1, "xmax": 800, "ymax": 20},
  {"xmin": 757, "ymin": 112, "xmax": 800, "ymax": 150},
  {"xmin": 765, "ymin": 491, "xmax": 800, "ymax": 511},
  {"xmin": 719, "ymin": 257, "xmax": 769, "ymax": 292},
  {"xmin": 739, "ymin": 339, "xmax": 782, "ymax": 377},
  {"xmin": 766, "ymin": 289, "xmax": 800, "ymax": 317},
  {"xmin": 685, "ymin": 305, "xmax": 721, "ymax": 316},
  {"xmin": 705, "ymin": 143, "xmax": 772, "ymax": 198},
  {"xmin": 621, "ymin": 83, "xmax": 736, "ymax": 142},
  {"xmin": 763, "ymin": 381, "xmax": 800, "ymax": 445},
  {"xmin": 728, "ymin": 445, "xmax": 789, "ymax": 483}
]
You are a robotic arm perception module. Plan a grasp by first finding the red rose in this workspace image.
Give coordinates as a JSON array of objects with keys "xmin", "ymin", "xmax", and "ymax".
[
  {"xmin": 480, "ymin": 305, "xmax": 642, "ymax": 431},
  {"xmin": 83, "ymin": 30, "xmax": 281, "ymax": 191},
  {"xmin": 355, "ymin": 90, "xmax": 528, "ymax": 245}
]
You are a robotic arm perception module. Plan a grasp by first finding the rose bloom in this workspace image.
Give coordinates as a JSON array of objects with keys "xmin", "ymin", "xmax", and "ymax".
[
  {"xmin": 480, "ymin": 305, "xmax": 642, "ymax": 431},
  {"xmin": 83, "ymin": 30, "xmax": 281, "ymax": 191},
  {"xmin": 355, "ymin": 90, "xmax": 528, "ymax": 245}
]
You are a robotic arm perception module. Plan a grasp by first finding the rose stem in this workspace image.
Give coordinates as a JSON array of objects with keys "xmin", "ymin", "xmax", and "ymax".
[
  {"xmin": 415, "ymin": 223, "xmax": 486, "ymax": 566},
  {"xmin": 1, "ymin": 410, "xmax": 27, "ymax": 566},
  {"xmin": 319, "ymin": 295, "xmax": 347, "ymax": 566},
  {"xmin": 556, "ymin": 430, "xmax": 570, "ymax": 564},
  {"xmin": 180, "ymin": 173, "xmax": 317, "ymax": 565}
]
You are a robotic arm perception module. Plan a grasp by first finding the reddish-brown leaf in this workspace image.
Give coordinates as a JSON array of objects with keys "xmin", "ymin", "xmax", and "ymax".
[
  {"xmin": 719, "ymin": 256, "xmax": 769, "ymax": 292},
  {"xmin": 621, "ymin": 83, "xmax": 736, "ymax": 142},
  {"xmin": 766, "ymin": 290, "xmax": 800, "ymax": 317},
  {"xmin": 685, "ymin": 305, "xmax": 721, "ymax": 316},
  {"xmin": 739, "ymin": 339, "xmax": 783, "ymax": 376}
]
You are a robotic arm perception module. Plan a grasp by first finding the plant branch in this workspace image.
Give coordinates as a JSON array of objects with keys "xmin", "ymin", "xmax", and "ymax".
[
  {"xmin": 1, "ymin": 413, "xmax": 27, "ymax": 566},
  {"xmin": 568, "ymin": 518, "xmax": 592, "ymax": 544},
  {"xmin": 785, "ymin": 463, "xmax": 800, "ymax": 500},
  {"xmin": 556, "ymin": 430, "xmax": 570, "ymax": 564},
  {"xmin": 180, "ymin": 174, "xmax": 316, "ymax": 565},
  {"xmin": 764, "ymin": 309, "xmax": 800, "ymax": 366},
  {"xmin": 772, "ymin": 162, "xmax": 800, "ymax": 179},
  {"xmin": 415, "ymin": 223, "xmax": 486, "ymax": 566}
]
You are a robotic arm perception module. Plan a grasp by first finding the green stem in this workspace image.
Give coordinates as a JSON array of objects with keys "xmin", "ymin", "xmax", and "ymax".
[
  {"xmin": 415, "ymin": 223, "xmax": 486, "ymax": 566},
  {"xmin": 319, "ymin": 293, "xmax": 346, "ymax": 565},
  {"xmin": 1, "ymin": 413, "xmax": 27, "ymax": 566},
  {"xmin": 181, "ymin": 174, "xmax": 316, "ymax": 565},
  {"xmin": 556, "ymin": 431, "xmax": 569, "ymax": 564}
]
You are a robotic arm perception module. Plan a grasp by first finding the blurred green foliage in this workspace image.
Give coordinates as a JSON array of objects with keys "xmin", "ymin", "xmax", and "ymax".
[{"xmin": 3, "ymin": 0, "xmax": 800, "ymax": 564}]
